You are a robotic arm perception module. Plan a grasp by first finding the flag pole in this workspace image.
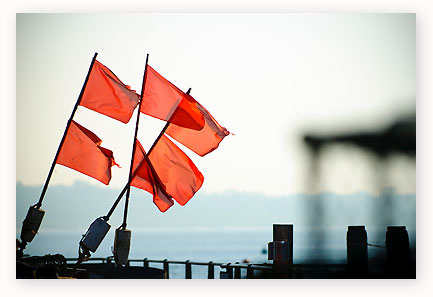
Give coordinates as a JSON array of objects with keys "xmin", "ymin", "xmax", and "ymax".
[
  {"xmin": 147, "ymin": 88, "xmax": 192, "ymax": 155},
  {"xmin": 105, "ymin": 184, "xmax": 127, "ymax": 220},
  {"xmin": 105, "ymin": 87, "xmax": 191, "ymax": 220},
  {"xmin": 35, "ymin": 52, "xmax": 98, "ymax": 209},
  {"xmin": 120, "ymin": 54, "xmax": 149, "ymax": 229}
]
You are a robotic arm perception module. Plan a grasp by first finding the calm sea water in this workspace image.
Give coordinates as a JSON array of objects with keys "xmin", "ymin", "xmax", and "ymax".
[{"xmin": 18, "ymin": 227, "xmax": 414, "ymax": 279}]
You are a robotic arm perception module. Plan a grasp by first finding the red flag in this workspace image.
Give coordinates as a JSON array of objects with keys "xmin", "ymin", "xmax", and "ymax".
[
  {"xmin": 56, "ymin": 120, "xmax": 119, "ymax": 185},
  {"xmin": 130, "ymin": 140, "xmax": 174, "ymax": 212},
  {"xmin": 140, "ymin": 65, "xmax": 205, "ymax": 130},
  {"xmin": 166, "ymin": 98, "xmax": 230, "ymax": 156},
  {"xmin": 79, "ymin": 60, "xmax": 140, "ymax": 123},
  {"xmin": 148, "ymin": 134, "xmax": 204, "ymax": 206}
]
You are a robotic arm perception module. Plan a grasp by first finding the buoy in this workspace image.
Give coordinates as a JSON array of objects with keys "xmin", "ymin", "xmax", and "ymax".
[
  {"xmin": 21, "ymin": 206, "xmax": 45, "ymax": 243},
  {"xmin": 113, "ymin": 228, "xmax": 131, "ymax": 265},
  {"xmin": 80, "ymin": 217, "xmax": 111, "ymax": 253}
]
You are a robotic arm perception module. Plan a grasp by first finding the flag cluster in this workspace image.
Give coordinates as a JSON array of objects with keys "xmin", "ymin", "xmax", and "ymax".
[{"xmin": 56, "ymin": 57, "xmax": 229, "ymax": 212}]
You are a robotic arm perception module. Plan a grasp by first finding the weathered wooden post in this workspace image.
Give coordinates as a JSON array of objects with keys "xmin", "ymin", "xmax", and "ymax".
[
  {"xmin": 346, "ymin": 226, "xmax": 368, "ymax": 276},
  {"xmin": 208, "ymin": 261, "xmax": 214, "ymax": 279},
  {"xmin": 234, "ymin": 262, "xmax": 241, "ymax": 279},
  {"xmin": 163, "ymin": 259, "xmax": 169, "ymax": 279},
  {"xmin": 185, "ymin": 260, "xmax": 192, "ymax": 279},
  {"xmin": 268, "ymin": 224, "xmax": 293, "ymax": 278},
  {"xmin": 386, "ymin": 226, "xmax": 410, "ymax": 278},
  {"xmin": 247, "ymin": 264, "xmax": 254, "ymax": 279},
  {"xmin": 226, "ymin": 264, "xmax": 233, "ymax": 279}
]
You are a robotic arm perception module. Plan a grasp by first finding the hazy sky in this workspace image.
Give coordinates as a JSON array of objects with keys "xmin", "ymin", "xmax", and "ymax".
[{"xmin": 16, "ymin": 13, "xmax": 415, "ymax": 196}]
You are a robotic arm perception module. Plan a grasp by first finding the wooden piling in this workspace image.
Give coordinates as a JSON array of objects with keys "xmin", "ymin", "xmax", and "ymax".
[
  {"xmin": 346, "ymin": 226, "xmax": 368, "ymax": 276},
  {"xmin": 270, "ymin": 224, "xmax": 293, "ymax": 278},
  {"xmin": 386, "ymin": 226, "xmax": 410, "ymax": 277}
]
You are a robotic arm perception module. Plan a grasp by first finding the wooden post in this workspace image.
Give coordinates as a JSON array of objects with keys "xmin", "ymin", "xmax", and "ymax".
[
  {"xmin": 185, "ymin": 260, "xmax": 192, "ymax": 279},
  {"xmin": 273, "ymin": 224, "xmax": 293, "ymax": 264},
  {"xmin": 268, "ymin": 242, "xmax": 274, "ymax": 260},
  {"xmin": 207, "ymin": 261, "xmax": 214, "ymax": 279},
  {"xmin": 386, "ymin": 226, "xmax": 410, "ymax": 277},
  {"xmin": 347, "ymin": 226, "xmax": 368, "ymax": 276},
  {"xmin": 163, "ymin": 259, "xmax": 169, "ymax": 279},
  {"xmin": 143, "ymin": 258, "xmax": 148, "ymax": 268},
  {"xmin": 226, "ymin": 264, "xmax": 233, "ymax": 279},
  {"xmin": 247, "ymin": 264, "xmax": 254, "ymax": 279},
  {"xmin": 234, "ymin": 262, "xmax": 241, "ymax": 279},
  {"xmin": 270, "ymin": 224, "xmax": 293, "ymax": 278}
]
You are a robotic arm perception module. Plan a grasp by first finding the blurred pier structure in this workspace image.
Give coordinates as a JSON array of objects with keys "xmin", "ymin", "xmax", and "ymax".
[{"xmin": 303, "ymin": 113, "xmax": 415, "ymax": 261}]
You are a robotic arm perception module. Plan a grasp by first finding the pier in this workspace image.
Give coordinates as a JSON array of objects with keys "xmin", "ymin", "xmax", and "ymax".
[{"xmin": 40, "ymin": 224, "xmax": 415, "ymax": 279}]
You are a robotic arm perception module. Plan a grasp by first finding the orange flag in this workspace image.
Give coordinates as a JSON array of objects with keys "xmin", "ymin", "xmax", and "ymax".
[
  {"xmin": 79, "ymin": 60, "xmax": 140, "ymax": 123},
  {"xmin": 140, "ymin": 65, "xmax": 205, "ymax": 130},
  {"xmin": 130, "ymin": 140, "xmax": 174, "ymax": 212},
  {"xmin": 166, "ymin": 98, "xmax": 230, "ymax": 156},
  {"xmin": 56, "ymin": 121, "xmax": 119, "ymax": 185},
  {"xmin": 148, "ymin": 134, "xmax": 204, "ymax": 206}
]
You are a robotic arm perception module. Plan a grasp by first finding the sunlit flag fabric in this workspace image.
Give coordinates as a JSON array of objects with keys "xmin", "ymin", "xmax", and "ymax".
[
  {"xmin": 148, "ymin": 134, "xmax": 204, "ymax": 206},
  {"xmin": 79, "ymin": 60, "xmax": 140, "ymax": 123},
  {"xmin": 140, "ymin": 65, "xmax": 205, "ymax": 130},
  {"xmin": 130, "ymin": 140, "xmax": 174, "ymax": 212},
  {"xmin": 56, "ymin": 120, "xmax": 119, "ymax": 185},
  {"xmin": 165, "ymin": 98, "xmax": 230, "ymax": 156}
]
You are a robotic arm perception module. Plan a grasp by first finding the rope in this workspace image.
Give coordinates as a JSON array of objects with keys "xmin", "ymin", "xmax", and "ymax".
[
  {"xmin": 367, "ymin": 243, "xmax": 386, "ymax": 248},
  {"xmin": 348, "ymin": 242, "xmax": 386, "ymax": 248}
]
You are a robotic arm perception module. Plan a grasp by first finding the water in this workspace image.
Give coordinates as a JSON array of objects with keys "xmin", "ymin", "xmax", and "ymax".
[{"xmin": 17, "ymin": 227, "xmax": 415, "ymax": 278}]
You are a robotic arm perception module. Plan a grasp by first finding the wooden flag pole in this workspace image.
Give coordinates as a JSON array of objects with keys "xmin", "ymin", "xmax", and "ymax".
[
  {"xmin": 105, "ymin": 88, "xmax": 191, "ymax": 220},
  {"xmin": 120, "ymin": 54, "xmax": 149, "ymax": 229},
  {"xmin": 35, "ymin": 52, "xmax": 98, "ymax": 209}
]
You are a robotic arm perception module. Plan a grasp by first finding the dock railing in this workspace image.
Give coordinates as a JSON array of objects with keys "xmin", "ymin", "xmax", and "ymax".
[{"xmin": 65, "ymin": 257, "xmax": 273, "ymax": 279}]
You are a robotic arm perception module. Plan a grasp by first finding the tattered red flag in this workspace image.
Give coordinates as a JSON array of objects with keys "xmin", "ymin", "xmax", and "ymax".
[
  {"xmin": 56, "ymin": 120, "xmax": 119, "ymax": 185},
  {"xmin": 130, "ymin": 140, "xmax": 174, "ymax": 212},
  {"xmin": 79, "ymin": 60, "xmax": 140, "ymax": 123},
  {"xmin": 140, "ymin": 65, "xmax": 205, "ymax": 130},
  {"xmin": 148, "ymin": 134, "xmax": 204, "ymax": 206},
  {"xmin": 166, "ymin": 97, "xmax": 230, "ymax": 156},
  {"xmin": 130, "ymin": 135, "xmax": 204, "ymax": 211}
]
